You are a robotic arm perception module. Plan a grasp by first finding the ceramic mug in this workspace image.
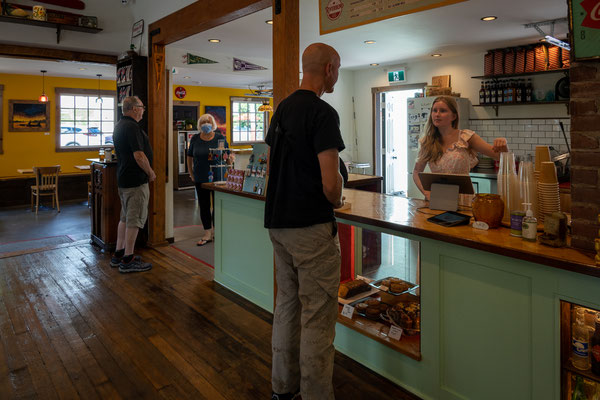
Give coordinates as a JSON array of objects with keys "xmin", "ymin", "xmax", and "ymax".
[{"xmin": 32, "ymin": 5, "xmax": 47, "ymax": 21}]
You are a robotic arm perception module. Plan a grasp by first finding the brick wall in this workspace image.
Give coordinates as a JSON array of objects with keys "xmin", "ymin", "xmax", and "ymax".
[{"xmin": 570, "ymin": 61, "xmax": 600, "ymax": 251}]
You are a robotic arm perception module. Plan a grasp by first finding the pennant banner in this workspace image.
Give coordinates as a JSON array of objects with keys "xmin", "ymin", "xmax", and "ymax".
[
  {"xmin": 233, "ymin": 58, "xmax": 267, "ymax": 71},
  {"xmin": 184, "ymin": 53, "xmax": 218, "ymax": 65}
]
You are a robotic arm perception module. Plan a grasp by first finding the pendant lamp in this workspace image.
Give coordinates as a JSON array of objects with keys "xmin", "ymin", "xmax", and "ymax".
[
  {"xmin": 96, "ymin": 74, "xmax": 103, "ymax": 103},
  {"xmin": 257, "ymin": 99, "xmax": 273, "ymax": 113},
  {"xmin": 38, "ymin": 70, "xmax": 48, "ymax": 103}
]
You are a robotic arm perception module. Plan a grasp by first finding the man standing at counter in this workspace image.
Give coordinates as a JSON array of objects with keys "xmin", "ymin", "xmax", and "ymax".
[
  {"xmin": 110, "ymin": 96, "xmax": 155, "ymax": 273},
  {"xmin": 264, "ymin": 43, "xmax": 345, "ymax": 400}
]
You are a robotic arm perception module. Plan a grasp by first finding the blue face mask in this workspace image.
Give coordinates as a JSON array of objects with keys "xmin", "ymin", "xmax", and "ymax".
[{"xmin": 200, "ymin": 123, "xmax": 213, "ymax": 134}]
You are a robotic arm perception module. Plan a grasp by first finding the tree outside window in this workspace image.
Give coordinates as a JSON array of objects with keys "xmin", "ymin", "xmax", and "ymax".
[{"xmin": 230, "ymin": 97, "xmax": 269, "ymax": 145}]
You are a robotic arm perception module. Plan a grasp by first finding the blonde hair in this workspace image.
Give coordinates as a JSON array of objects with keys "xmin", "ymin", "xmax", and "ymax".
[
  {"xmin": 418, "ymin": 96, "xmax": 461, "ymax": 164},
  {"xmin": 197, "ymin": 114, "xmax": 217, "ymax": 131}
]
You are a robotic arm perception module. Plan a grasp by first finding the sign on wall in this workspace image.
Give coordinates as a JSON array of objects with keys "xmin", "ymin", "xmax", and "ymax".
[
  {"xmin": 174, "ymin": 86, "xmax": 187, "ymax": 99},
  {"xmin": 388, "ymin": 69, "xmax": 406, "ymax": 83},
  {"xmin": 569, "ymin": 0, "xmax": 600, "ymax": 60},
  {"xmin": 319, "ymin": 0, "xmax": 467, "ymax": 35}
]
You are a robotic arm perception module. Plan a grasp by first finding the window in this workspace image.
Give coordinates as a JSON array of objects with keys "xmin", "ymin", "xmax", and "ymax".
[
  {"xmin": 230, "ymin": 97, "xmax": 269, "ymax": 145},
  {"xmin": 55, "ymin": 88, "xmax": 116, "ymax": 151}
]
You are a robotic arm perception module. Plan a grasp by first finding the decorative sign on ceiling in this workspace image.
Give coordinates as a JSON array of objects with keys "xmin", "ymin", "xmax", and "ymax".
[
  {"xmin": 174, "ymin": 86, "xmax": 187, "ymax": 99},
  {"xmin": 388, "ymin": 68, "xmax": 406, "ymax": 83},
  {"xmin": 183, "ymin": 53, "xmax": 218, "ymax": 65},
  {"xmin": 319, "ymin": 0, "xmax": 467, "ymax": 35},
  {"xmin": 568, "ymin": 0, "xmax": 600, "ymax": 60},
  {"xmin": 233, "ymin": 58, "xmax": 267, "ymax": 71}
]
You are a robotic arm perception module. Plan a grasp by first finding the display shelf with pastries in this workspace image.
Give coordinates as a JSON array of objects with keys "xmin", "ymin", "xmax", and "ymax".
[{"xmin": 337, "ymin": 232, "xmax": 421, "ymax": 360}]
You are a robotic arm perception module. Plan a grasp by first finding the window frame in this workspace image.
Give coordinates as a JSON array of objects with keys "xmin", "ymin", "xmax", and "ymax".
[
  {"xmin": 229, "ymin": 96, "xmax": 270, "ymax": 145},
  {"xmin": 55, "ymin": 87, "xmax": 117, "ymax": 152}
]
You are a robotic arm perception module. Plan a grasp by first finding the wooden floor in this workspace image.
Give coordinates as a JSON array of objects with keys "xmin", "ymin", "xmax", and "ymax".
[{"xmin": 0, "ymin": 242, "xmax": 419, "ymax": 399}]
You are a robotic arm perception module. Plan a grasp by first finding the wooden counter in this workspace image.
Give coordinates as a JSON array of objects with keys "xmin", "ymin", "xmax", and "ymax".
[
  {"xmin": 205, "ymin": 183, "xmax": 597, "ymax": 278},
  {"xmin": 345, "ymin": 173, "xmax": 383, "ymax": 192}
]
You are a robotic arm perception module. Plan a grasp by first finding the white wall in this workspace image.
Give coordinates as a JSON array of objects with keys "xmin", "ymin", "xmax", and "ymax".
[{"xmin": 351, "ymin": 51, "xmax": 569, "ymax": 169}]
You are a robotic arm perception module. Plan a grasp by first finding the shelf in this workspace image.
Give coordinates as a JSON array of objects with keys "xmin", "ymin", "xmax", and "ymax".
[
  {"xmin": 472, "ymin": 69, "xmax": 569, "ymax": 80},
  {"xmin": 563, "ymin": 363, "xmax": 600, "ymax": 384},
  {"xmin": 0, "ymin": 14, "xmax": 102, "ymax": 44},
  {"xmin": 474, "ymin": 101, "xmax": 569, "ymax": 116}
]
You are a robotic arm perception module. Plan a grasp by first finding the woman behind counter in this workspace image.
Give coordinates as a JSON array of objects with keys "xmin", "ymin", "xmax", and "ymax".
[
  {"xmin": 412, "ymin": 96, "xmax": 509, "ymax": 201},
  {"xmin": 187, "ymin": 114, "xmax": 234, "ymax": 246}
]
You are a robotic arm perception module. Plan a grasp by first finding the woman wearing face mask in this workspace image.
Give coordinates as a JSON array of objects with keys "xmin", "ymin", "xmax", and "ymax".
[
  {"xmin": 413, "ymin": 96, "xmax": 508, "ymax": 201},
  {"xmin": 187, "ymin": 114, "xmax": 234, "ymax": 245}
]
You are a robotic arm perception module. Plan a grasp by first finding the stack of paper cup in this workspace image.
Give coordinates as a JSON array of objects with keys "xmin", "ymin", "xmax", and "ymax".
[
  {"xmin": 537, "ymin": 161, "xmax": 560, "ymax": 223},
  {"xmin": 534, "ymin": 146, "xmax": 552, "ymax": 221},
  {"xmin": 498, "ymin": 152, "xmax": 519, "ymax": 226}
]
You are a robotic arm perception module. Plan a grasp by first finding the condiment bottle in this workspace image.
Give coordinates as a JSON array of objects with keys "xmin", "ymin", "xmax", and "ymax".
[
  {"xmin": 521, "ymin": 203, "xmax": 537, "ymax": 241},
  {"xmin": 573, "ymin": 307, "xmax": 591, "ymax": 370},
  {"xmin": 99, "ymin": 148, "xmax": 105, "ymax": 161}
]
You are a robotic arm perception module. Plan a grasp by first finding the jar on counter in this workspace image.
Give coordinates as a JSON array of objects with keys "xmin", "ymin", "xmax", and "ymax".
[
  {"xmin": 472, "ymin": 193, "xmax": 504, "ymax": 228},
  {"xmin": 99, "ymin": 148, "xmax": 105, "ymax": 161}
]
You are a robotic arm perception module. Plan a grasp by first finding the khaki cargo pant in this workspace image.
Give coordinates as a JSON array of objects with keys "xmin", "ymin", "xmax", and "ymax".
[{"xmin": 269, "ymin": 221, "xmax": 341, "ymax": 400}]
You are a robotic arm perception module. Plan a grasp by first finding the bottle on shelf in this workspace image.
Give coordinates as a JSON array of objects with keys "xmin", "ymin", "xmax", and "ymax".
[
  {"xmin": 591, "ymin": 315, "xmax": 600, "ymax": 376},
  {"xmin": 486, "ymin": 81, "xmax": 494, "ymax": 104},
  {"xmin": 479, "ymin": 82, "xmax": 486, "ymax": 105},
  {"xmin": 525, "ymin": 79, "xmax": 533, "ymax": 102},
  {"xmin": 571, "ymin": 375, "xmax": 587, "ymax": 400},
  {"xmin": 497, "ymin": 80, "xmax": 504, "ymax": 104},
  {"xmin": 515, "ymin": 79, "xmax": 523, "ymax": 103},
  {"xmin": 573, "ymin": 307, "xmax": 592, "ymax": 370}
]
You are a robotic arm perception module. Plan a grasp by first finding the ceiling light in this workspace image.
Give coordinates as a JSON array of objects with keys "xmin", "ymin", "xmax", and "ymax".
[
  {"xmin": 96, "ymin": 74, "xmax": 103, "ymax": 104},
  {"xmin": 431, "ymin": 53, "xmax": 442, "ymax": 57},
  {"xmin": 183, "ymin": 76, "xmax": 191, "ymax": 79},
  {"xmin": 258, "ymin": 99, "xmax": 273, "ymax": 113},
  {"xmin": 481, "ymin": 16, "xmax": 497, "ymax": 21},
  {"xmin": 544, "ymin": 35, "xmax": 570, "ymax": 50},
  {"xmin": 208, "ymin": 39, "xmax": 221, "ymax": 43},
  {"xmin": 370, "ymin": 63, "xmax": 379, "ymax": 66},
  {"xmin": 364, "ymin": 40, "xmax": 376, "ymax": 44},
  {"xmin": 38, "ymin": 70, "xmax": 48, "ymax": 103},
  {"xmin": 265, "ymin": 20, "xmax": 273, "ymax": 25}
]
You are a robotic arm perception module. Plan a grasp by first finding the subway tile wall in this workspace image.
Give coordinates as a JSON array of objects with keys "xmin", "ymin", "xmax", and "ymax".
[{"xmin": 469, "ymin": 118, "xmax": 571, "ymax": 159}]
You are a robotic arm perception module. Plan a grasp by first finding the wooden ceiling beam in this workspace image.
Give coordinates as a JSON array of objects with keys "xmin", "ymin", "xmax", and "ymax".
[
  {"xmin": 148, "ymin": 0, "xmax": 271, "ymax": 46},
  {"xmin": 0, "ymin": 44, "xmax": 117, "ymax": 64}
]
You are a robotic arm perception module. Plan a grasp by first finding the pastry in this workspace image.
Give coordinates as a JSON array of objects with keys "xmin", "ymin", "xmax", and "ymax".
[
  {"xmin": 338, "ymin": 279, "xmax": 370, "ymax": 299},
  {"xmin": 356, "ymin": 302, "xmax": 368, "ymax": 313},
  {"xmin": 390, "ymin": 282, "xmax": 411, "ymax": 293},
  {"xmin": 365, "ymin": 298, "xmax": 380, "ymax": 307},
  {"xmin": 365, "ymin": 307, "xmax": 380, "ymax": 319}
]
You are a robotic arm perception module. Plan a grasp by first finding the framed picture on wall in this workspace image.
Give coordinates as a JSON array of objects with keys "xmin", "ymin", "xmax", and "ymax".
[
  {"xmin": 8, "ymin": 100, "xmax": 50, "ymax": 132},
  {"xmin": 568, "ymin": 0, "xmax": 600, "ymax": 61},
  {"xmin": 205, "ymin": 105, "xmax": 226, "ymax": 135}
]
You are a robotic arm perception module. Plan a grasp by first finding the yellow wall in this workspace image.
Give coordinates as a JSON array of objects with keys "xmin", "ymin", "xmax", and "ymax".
[
  {"xmin": 0, "ymin": 73, "xmax": 115, "ymax": 178},
  {"xmin": 172, "ymin": 85, "xmax": 272, "ymax": 148}
]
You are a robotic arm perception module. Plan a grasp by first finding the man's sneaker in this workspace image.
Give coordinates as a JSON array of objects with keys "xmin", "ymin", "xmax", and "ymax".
[
  {"xmin": 110, "ymin": 254, "xmax": 140, "ymax": 267},
  {"xmin": 271, "ymin": 389, "xmax": 300, "ymax": 400},
  {"xmin": 118, "ymin": 258, "xmax": 152, "ymax": 273}
]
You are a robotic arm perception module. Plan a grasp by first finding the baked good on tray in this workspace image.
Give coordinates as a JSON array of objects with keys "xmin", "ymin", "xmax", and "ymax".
[{"xmin": 338, "ymin": 279, "xmax": 370, "ymax": 299}]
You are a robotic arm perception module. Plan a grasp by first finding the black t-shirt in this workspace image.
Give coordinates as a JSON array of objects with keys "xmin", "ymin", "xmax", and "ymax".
[
  {"xmin": 187, "ymin": 132, "xmax": 229, "ymax": 183},
  {"xmin": 264, "ymin": 89, "xmax": 345, "ymax": 229},
  {"xmin": 113, "ymin": 116, "xmax": 153, "ymax": 188}
]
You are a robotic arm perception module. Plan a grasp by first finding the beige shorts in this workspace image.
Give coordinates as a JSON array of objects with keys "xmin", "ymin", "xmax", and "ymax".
[{"xmin": 118, "ymin": 183, "xmax": 149, "ymax": 229}]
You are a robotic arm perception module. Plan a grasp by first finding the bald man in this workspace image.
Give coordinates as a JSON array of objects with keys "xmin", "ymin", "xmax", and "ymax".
[{"xmin": 264, "ymin": 43, "xmax": 345, "ymax": 400}]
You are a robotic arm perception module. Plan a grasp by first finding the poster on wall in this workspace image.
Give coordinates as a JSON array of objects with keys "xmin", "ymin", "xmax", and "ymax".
[
  {"xmin": 319, "ymin": 0, "xmax": 467, "ymax": 35},
  {"xmin": 205, "ymin": 106, "xmax": 226, "ymax": 135},
  {"xmin": 568, "ymin": 0, "xmax": 600, "ymax": 60},
  {"xmin": 8, "ymin": 100, "xmax": 50, "ymax": 132}
]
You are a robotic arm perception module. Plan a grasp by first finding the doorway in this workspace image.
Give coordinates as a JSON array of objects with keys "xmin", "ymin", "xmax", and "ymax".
[
  {"xmin": 173, "ymin": 102, "xmax": 200, "ymax": 189},
  {"xmin": 373, "ymin": 84, "xmax": 424, "ymax": 195}
]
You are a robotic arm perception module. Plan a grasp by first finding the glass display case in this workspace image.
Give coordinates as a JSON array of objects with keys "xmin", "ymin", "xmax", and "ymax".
[
  {"xmin": 337, "ymin": 228, "xmax": 421, "ymax": 360},
  {"xmin": 561, "ymin": 301, "xmax": 600, "ymax": 399}
]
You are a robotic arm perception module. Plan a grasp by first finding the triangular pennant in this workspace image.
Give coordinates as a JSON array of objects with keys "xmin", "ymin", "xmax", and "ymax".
[
  {"xmin": 233, "ymin": 58, "xmax": 267, "ymax": 71},
  {"xmin": 184, "ymin": 53, "xmax": 218, "ymax": 65}
]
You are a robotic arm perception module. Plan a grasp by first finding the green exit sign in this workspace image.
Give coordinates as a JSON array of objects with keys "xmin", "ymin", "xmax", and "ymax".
[{"xmin": 388, "ymin": 69, "xmax": 406, "ymax": 83}]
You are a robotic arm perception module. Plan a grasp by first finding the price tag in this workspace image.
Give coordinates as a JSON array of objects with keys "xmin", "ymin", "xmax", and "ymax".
[
  {"xmin": 341, "ymin": 304, "xmax": 355, "ymax": 319},
  {"xmin": 379, "ymin": 285, "xmax": 389, "ymax": 292},
  {"xmin": 389, "ymin": 325, "xmax": 403, "ymax": 341}
]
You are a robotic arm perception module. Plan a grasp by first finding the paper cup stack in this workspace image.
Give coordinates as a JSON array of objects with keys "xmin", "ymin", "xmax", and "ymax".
[{"xmin": 535, "ymin": 146, "xmax": 560, "ymax": 223}]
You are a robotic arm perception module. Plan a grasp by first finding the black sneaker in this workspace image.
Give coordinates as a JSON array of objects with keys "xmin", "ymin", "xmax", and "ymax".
[
  {"xmin": 110, "ymin": 254, "xmax": 140, "ymax": 267},
  {"xmin": 118, "ymin": 258, "xmax": 152, "ymax": 273},
  {"xmin": 271, "ymin": 389, "xmax": 300, "ymax": 400}
]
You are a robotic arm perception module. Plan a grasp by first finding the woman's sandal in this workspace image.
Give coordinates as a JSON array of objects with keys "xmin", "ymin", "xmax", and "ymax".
[{"xmin": 196, "ymin": 238, "xmax": 213, "ymax": 246}]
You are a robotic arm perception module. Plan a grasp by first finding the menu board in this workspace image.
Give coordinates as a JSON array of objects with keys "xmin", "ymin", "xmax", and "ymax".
[
  {"xmin": 569, "ymin": 0, "xmax": 600, "ymax": 60},
  {"xmin": 319, "ymin": 0, "xmax": 467, "ymax": 35}
]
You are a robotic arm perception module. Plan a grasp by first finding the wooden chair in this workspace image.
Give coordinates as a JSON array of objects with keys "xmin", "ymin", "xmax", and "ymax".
[{"xmin": 31, "ymin": 166, "xmax": 61, "ymax": 214}]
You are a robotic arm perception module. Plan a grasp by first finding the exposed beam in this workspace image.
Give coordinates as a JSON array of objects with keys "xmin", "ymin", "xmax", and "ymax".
[
  {"xmin": 0, "ymin": 44, "xmax": 117, "ymax": 64},
  {"xmin": 272, "ymin": 0, "xmax": 299, "ymax": 107}
]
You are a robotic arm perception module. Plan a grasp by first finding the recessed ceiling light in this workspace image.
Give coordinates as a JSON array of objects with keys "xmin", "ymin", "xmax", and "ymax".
[
  {"xmin": 79, "ymin": 67, "xmax": 87, "ymax": 70},
  {"xmin": 364, "ymin": 40, "xmax": 376, "ymax": 44},
  {"xmin": 184, "ymin": 76, "xmax": 191, "ymax": 79},
  {"xmin": 431, "ymin": 53, "xmax": 442, "ymax": 57},
  {"xmin": 481, "ymin": 16, "xmax": 497, "ymax": 21},
  {"xmin": 208, "ymin": 39, "xmax": 221, "ymax": 43},
  {"xmin": 265, "ymin": 20, "xmax": 273, "ymax": 25},
  {"xmin": 370, "ymin": 63, "xmax": 379, "ymax": 66}
]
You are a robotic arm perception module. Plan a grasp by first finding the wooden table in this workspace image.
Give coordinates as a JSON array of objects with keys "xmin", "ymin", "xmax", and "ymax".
[
  {"xmin": 75, "ymin": 165, "xmax": 91, "ymax": 170},
  {"xmin": 17, "ymin": 169, "xmax": 33, "ymax": 174}
]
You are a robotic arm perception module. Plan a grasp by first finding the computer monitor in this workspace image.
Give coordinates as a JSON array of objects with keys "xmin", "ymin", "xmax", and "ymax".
[{"xmin": 418, "ymin": 172, "xmax": 474, "ymax": 211}]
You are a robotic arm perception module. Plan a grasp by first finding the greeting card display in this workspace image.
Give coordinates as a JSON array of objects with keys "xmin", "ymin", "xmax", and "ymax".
[{"xmin": 242, "ymin": 143, "xmax": 268, "ymax": 196}]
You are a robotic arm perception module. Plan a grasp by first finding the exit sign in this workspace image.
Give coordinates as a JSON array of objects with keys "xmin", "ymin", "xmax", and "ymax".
[{"xmin": 388, "ymin": 69, "xmax": 406, "ymax": 83}]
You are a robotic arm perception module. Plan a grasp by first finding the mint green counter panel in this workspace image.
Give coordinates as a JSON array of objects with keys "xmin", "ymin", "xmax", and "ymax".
[{"xmin": 213, "ymin": 191, "xmax": 274, "ymax": 312}]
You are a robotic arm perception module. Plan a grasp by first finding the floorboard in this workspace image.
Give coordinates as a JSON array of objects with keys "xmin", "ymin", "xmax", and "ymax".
[{"xmin": 0, "ymin": 242, "xmax": 420, "ymax": 399}]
